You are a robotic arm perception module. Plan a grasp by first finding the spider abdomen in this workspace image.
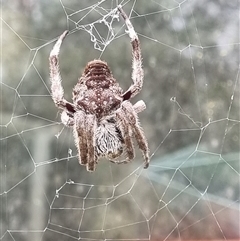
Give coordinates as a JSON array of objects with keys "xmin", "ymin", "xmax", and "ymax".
[
  {"xmin": 86, "ymin": 76, "xmax": 111, "ymax": 89},
  {"xmin": 76, "ymin": 90, "xmax": 122, "ymax": 118},
  {"xmin": 73, "ymin": 60, "xmax": 123, "ymax": 118}
]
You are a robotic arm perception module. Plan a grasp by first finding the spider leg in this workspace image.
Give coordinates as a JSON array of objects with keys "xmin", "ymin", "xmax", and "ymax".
[
  {"xmin": 115, "ymin": 110, "xmax": 135, "ymax": 162},
  {"xmin": 85, "ymin": 114, "xmax": 97, "ymax": 172},
  {"xmin": 121, "ymin": 101, "xmax": 150, "ymax": 168},
  {"xmin": 49, "ymin": 30, "xmax": 75, "ymax": 115},
  {"xmin": 133, "ymin": 100, "xmax": 146, "ymax": 113},
  {"xmin": 73, "ymin": 111, "xmax": 88, "ymax": 167},
  {"xmin": 61, "ymin": 111, "xmax": 74, "ymax": 127},
  {"xmin": 118, "ymin": 6, "xmax": 143, "ymax": 101},
  {"xmin": 74, "ymin": 112, "xmax": 98, "ymax": 171},
  {"xmin": 109, "ymin": 101, "xmax": 146, "ymax": 165}
]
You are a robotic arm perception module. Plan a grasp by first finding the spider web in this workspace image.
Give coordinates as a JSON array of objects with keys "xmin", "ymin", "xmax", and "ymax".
[{"xmin": 1, "ymin": 0, "xmax": 239, "ymax": 240}]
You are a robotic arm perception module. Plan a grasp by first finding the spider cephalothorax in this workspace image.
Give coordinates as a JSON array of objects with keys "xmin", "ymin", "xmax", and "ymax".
[{"xmin": 49, "ymin": 6, "xmax": 150, "ymax": 171}]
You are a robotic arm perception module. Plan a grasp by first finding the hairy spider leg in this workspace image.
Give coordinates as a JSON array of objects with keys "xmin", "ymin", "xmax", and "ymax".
[
  {"xmin": 118, "ymin": 6, "xmax": 144, "ymax": 101},
  {"xmin": 132, "ymin": 100, "xmax": 146, "ymax": 113},
  {"xmin": 49, "ymin": 30, "xmax": 75, "ymax": 115},
  {"xmin": 116, "ymin": 111, "xmax": 135, "ymax": 161},
  {"xmin": 73, "ymin": 111, "xmax": 88, "ymax": 166},
  {"xmin": 85, "ymin": 114, "xmax": 97, "ymax": 171},
  {"xmin": 122, "ymin": 101, "xmax": 150, "ymax": 168},
  {"xmin": 110, "ymin": 100, "xmax": 147, "ymax": 165}
]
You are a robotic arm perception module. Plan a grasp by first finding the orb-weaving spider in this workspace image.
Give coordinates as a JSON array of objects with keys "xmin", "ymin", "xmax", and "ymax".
[{"xmin": 49, "ymin": 6, "xmax": 150, "ymax": 171}]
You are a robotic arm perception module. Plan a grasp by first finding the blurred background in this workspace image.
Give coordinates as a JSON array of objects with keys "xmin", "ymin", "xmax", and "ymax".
[{"xmin": 0, "ymin": 0, "xmax": 239, "ymax": 240}]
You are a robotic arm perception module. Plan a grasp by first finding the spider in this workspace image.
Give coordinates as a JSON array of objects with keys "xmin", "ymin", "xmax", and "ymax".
[{"xmin": 49, "ymin": 6, "xmax": 150, "ymax": 171}]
